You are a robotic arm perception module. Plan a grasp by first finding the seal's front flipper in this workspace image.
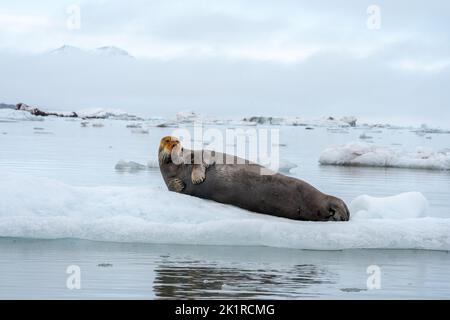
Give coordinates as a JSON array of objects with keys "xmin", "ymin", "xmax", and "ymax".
[
  {"xmin": 191, "ymin": 164, "xmax": 206, "ymax": 184},
  {"xmin": 202, "ymin": 150, "xmax": 216, "ymax": 168},
  {"xmin": 168, "ymin": 178, "xmax": 185, "ymax": 192}
]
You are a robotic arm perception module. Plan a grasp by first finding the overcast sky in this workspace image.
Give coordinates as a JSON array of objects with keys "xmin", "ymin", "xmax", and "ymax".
[{"xmin": 1, "ymin": 0, "xmax": 449, "ymax": 125}]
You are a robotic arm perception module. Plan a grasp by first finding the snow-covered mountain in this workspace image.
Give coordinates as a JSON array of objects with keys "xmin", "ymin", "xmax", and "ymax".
[
  {"xmin": 49, "ymin": 45, "xmax": 85, "ymax": 56},
  {"xmin": 48, "ymin": 45, "xmax": 133, "ymax": 58},
  {"xmin": 94, "ymin": 46, "xmax": 133, "ymax": 58}
]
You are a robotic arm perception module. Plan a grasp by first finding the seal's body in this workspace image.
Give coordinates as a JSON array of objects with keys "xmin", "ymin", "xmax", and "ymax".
[{"xmin": 158, "ymin": 136, "xmax": 350, "ymax": 222}]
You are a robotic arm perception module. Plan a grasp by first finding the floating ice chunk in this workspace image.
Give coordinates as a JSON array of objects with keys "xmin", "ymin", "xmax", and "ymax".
[
  {"xmin": 273, "ymin": 143, "xmax": 288, "ymax": 147},
  {"xmin": 115, "ymin": 160, "xmax": 147, "ymax": 171},
  {"xmin": 359, "ymin": 133, "xmax": 373, "ymax": 140},
  {"xmin": 414, "ymin": 124, "xmax": 450, "ymax": 135},
  {"xmin": 147, "ymin": 159, "xmax": 159, "ymax": 169},
  {"xmin": 115, "ymin": 159, "xmax": 159, "ymax": 170},
  {"xmin": 126, "ymin": 123, "xmax": 142, "ymax": 128},
  {"xmin": 0, "ymin": 109, "xmax": 45, "ymax": 121},
  {"xmin": 319, "ymin": 141, "xmax": 450, "ymax": 170},
  {"xmin": 0, "ymin": 173, "xmax": 449, "ymax": 250},
  {"xmin": 228, "ymin": 120, "xmax": 257, "ymax": 126},
  {"xmin": 240, "ymin": 115, "xmax": 356, "ymax": 128},
  {"xmin": 350, "ymin": 192, "xmax": 428, "ymax": 220},
  {"xmin": 76, "ymin": 108, "xmax": 142, "ymax": 120},
  {"xmin": 97, "ymin": 263, "xmax": 113, "ymax": 267},
  {"xmin": 284, "ymin": 118, "xmax": 308, "ymax": 126},
  {"xmin": 131, "ymin": 128, "xmax": 149, "ymax": 134},
  {"xmin": 176, "ymin": 110, "xmax": 202, "ymax": 123},
  {"xmin": 0, "ymin": 103, "xmax": 15, "ymax": 110},
  {"xmin": 340, "ymin": 116, "xmax": 357, "ymax": 127},
  {"xmin": 278, "ymin": 159, "xmax": 298, "ymax": 173},
  {"xmin": 242, "ymin": 116, "xmax": 284, "ymax": 125},
  {"xmin": 155, "ymin": 121, "xmax": 179, "ymax": 128}
]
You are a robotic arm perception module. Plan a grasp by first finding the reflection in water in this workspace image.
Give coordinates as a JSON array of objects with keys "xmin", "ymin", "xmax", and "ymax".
[
  {"xmin": 1, "ymin": 239, "xmax": 450, "ymax": 299},
  {"xmin": 153, "ymin": 258, "xmax": 335, "ymax": 299}
]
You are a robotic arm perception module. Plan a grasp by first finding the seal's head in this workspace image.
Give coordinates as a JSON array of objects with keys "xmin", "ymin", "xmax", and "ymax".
[
  {"xmin": 158, "ymin": 136, "xmax": 183, "ymax": 164},
  {"xmin": 301, "ymin": 194, "xmax": 350, "ymax": 221},
  {"xmin": 323, "ymin": 195, "xmax": 350, "ymax": 221}
]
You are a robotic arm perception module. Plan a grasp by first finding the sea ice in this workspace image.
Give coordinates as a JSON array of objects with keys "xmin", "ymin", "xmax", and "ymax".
[
  {"xmin": 340, "ymin": 116, "xmax": 357, "ymax": 127},
  {"xmin": 350, "ymin": 192, "xmax": 428, "ymax": 219},
  {"xmin": 126, "ymin": 123, "xmax": 142, "ymax": 128},
  {"xmin": 76, "ymin": 108, "xmax": 143, "ymax": 121},
  {"xmin": 319, "ymin": 142, "xmax": 450, "ymax": 170},
  {"xmin": 278, "ymin": 159, "xmax": 298, "ymax": 173},
  {"xmin": 0, "ymin": 109, "xmax": 45, "ymax": 121},
  {"xmin": 115, "ymin": 160, "xmax": 147, "ymax": 171},
  {"xmin": 176, "ymin": 111, "xmax": 202, "ymax": 123},
  {"xmin": 1, "ymin": 173, "xmax": 449, "ymax": 251},
  {"xmin": 147, "ymin": 159, "xmax": 160, "ymax": 169}
]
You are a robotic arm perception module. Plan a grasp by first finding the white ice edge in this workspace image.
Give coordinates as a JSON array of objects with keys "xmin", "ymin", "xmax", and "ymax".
[
  {"xmin": 1, "ymin": 173, "xmax": 449, "ymax": 250},
  {"xmin": 0, "ymin": 109, "xmax": 44, "ymax": 121},
  {"xmin": 319, "ymin": 141, "xmax": 450, "ymax": 170},
  {"xmin": 0, "ymin": 108, "xmax": 141, "ymax": 121}
]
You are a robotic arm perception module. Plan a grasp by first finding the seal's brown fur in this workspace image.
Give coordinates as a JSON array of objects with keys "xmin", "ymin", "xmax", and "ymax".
[{"xmin": 158, "ymin": 136, "xmax": 350, "ymax": 222}]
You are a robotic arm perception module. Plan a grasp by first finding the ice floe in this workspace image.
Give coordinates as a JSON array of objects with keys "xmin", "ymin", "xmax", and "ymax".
[
  {"xmin": 176, "ymin": 110, "xmax": 203, "ymax": 123},
  {"xmin": 115, "ymin": 160, "xmax": 147, "ymax": 171},
  {"xmin": 0, "ymin": 103, "xmax": 15, "ymax": 110},
  {"xmin": 0, "ymin": 109, "xmax": 45, "ymax": 122},
  {"xmin": 359, "ymin": 133, "xmax": 373, "ymax": 140},
  {"xmin": 413, "ymin": 124, "xmax": 450, "ymax": 135},
  {"xmin": 350, "ymin": 192, "xmax": 428, "ymax": 220},
  {"xmin": 241, "ymin": 115, "xmax": 357, "ymax": 128},
  {"xmin": 340, "ymin": 116, "xmax": 357, "ymax": 127},
  {"xmin": 126, "ymin": 123, "xmax": 142, "ymax": 128},
  {"xmin": 1, "ymin": 173, "xmax": 449, "ymax": 251},
  {"xmin": 319, "ymin": 142, "xmax": 450, "ymax": 170},
  {"xmin": 116, "ymin": 159, "xmax": 160, "ymax": 171},
  {"xmin": 242, "ymin": 116, "xmax": 284, "ymax": 125},
  {"xmin": 131, "ymin": 128, "xmax": 149, "ymax": 134},
  {"xmin": 278, "ymin": 159, "xmax": 298, "ymax": 173},
  {"xmin": 76, "ymin": 108, "xmax": 143, "ymax": 120}
]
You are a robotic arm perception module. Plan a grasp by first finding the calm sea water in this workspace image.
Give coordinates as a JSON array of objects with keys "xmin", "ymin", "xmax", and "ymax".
[
  {"xmin": 0, "ymin": 116, "xmax": 449, "ymax": 298},
  {"xmin": 1, "ymin": 238, "xmax": 450, "ymax": 299}
]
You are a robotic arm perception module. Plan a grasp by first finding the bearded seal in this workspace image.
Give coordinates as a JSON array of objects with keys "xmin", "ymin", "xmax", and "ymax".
[{"xmin": 158, "ymin": 136, "xmax": 350, "ymax": 222}]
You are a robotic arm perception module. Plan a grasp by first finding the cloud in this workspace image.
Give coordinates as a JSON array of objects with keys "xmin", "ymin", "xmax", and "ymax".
[
  {"xmin": 0, "ymin": 13, "xmax": 52, "ymax": 27},
  {"xmin": 0, "ymin": 0, "xmax": 449, "ymax": 125},
  {"xmin": 1, "ymin": 49, "xmax": 449, "ymax": 127},
  {"xmin": 393, "ymin": 59, "xmax": 450, "ymax": 73},
  {"xmin": 1, "ymin": 0, "xmax": 450, "ymax": 62}
]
